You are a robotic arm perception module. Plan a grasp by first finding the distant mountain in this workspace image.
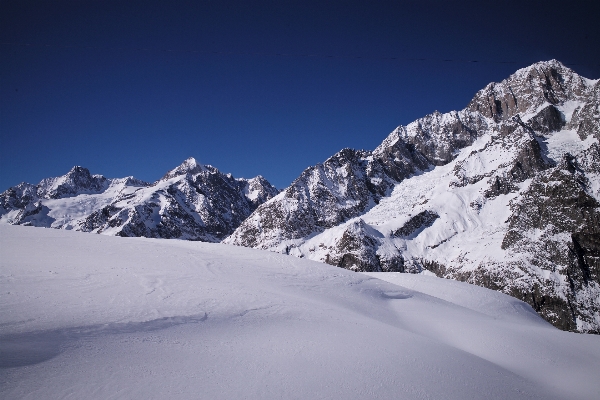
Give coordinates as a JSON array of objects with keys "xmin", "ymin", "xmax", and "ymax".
[
  {"xmin": 226, "ymin": 60, "xmax": 600, "ymax": 334},
  {"xmin": 0, "ymin": 157, "xmax": 279, "ymax": 242}
]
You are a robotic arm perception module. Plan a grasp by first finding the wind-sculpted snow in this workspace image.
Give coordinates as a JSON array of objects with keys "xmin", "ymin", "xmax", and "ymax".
[
  {"xmin": 2, "ymin": 225, "xmax": 600, "ymax": 399},
  {"xmin": 0, "ymin": 157, "xmax": 278, "ymax": 241},
  {"xmin": 228, "ymin": 60, "xmax": 600, "ymax": 333}
]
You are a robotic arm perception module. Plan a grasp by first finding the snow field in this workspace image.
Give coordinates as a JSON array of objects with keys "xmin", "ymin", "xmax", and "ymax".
[{"xmin": 1, "ymin": 225, "xmax": 599, "ymax": 399}]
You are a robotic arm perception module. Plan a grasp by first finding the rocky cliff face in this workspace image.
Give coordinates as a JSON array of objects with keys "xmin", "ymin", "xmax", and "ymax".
[
  {"xmin": 0, "ymin": 158, "xmax": 278, "ymax": 242},
  {"xmin": 226, "ymin": 60, "xmax": 600, "ymax": 333}
]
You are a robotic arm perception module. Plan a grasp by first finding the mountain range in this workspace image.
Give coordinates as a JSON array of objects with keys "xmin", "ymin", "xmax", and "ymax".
[
  {"xmin": 0, "ymin": 157, "xmax": 278, "ymax": 242},
  {"xmin": 2, "ymin": 60, "xmax": 598, "ymax": 333}
]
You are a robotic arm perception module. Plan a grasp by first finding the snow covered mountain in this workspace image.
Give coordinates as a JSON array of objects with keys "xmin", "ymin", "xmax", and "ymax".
[
  {"xmin": 226, "ymin": 60, "xmax": 600, "ymax": 333},
  {"xmin": 0, "ymin": 157, "xmax": 278, "ymax": 241},
  {"xmin": 2, "ymin": 60, "xmax": 598, "ymax": 334}
]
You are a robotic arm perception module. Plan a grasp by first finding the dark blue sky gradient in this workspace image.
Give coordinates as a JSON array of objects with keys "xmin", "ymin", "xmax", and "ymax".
[{"xmin": 2, "ymin": 0, "xmax": 599, "ymax": 189}]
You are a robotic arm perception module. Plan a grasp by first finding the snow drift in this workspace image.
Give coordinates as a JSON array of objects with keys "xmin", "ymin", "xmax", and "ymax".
[{"xmin": 1, "ymin": 224, "xmax": 599, "ymax": 399}]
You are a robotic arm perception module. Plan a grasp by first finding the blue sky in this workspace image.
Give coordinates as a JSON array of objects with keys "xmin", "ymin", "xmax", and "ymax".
[{"xmin": 1, "ymin": 0, "xmax": 599, "ymax": 190}]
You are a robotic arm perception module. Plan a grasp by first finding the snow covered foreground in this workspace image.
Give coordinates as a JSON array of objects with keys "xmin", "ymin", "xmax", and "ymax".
[{"xmin": 1, "ymin": 225, "xmax": 599, "ymax": 400}]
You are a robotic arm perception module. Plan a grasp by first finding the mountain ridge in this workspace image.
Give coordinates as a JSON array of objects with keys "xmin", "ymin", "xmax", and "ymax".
[
  {"xmin": 226, "ymin": 59, "xmax": 600, "ymax": 333},
  {"xmin": 0, "ymin": 158, "xmax": 279, "ymax": 242}
]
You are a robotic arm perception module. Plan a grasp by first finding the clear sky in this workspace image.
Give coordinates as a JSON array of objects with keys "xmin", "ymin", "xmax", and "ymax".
[{"xmin": 1, "ymin": 0, "xmax": 599, "ymax": 190}]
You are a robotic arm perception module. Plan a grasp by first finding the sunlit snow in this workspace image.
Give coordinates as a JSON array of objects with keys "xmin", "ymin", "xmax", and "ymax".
[{"xmin": 1, "ymin": 225, "xmax": 599, "ymax": 399}]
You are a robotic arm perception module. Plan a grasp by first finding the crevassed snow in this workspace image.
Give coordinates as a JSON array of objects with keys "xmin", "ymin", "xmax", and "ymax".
[
  {"xmin": 542, "ymin": 129, "xmax": 598, "ymax": 163},
  {"xmin": 1, "ymin": 225, "xmax": 599, "ymax": 400},
  {"xmin": 557, "ymin": 100, "xmax": 585, "ymax": 123}
]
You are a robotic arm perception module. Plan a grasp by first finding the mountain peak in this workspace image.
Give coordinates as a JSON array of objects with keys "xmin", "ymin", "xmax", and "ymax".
[
  {"xmin": 183, "ymin": 156, "xmax": 198, "ymax": 165},
  {"xmin": 161, "ymin": 157, "xmax": 206, "ymax": 180},
  {"xmin": 526, "ymin": 58, "xmax": 565, "ymax": 69},
  {"xmin": 466, "ymin": 59, "xmax": 591, "ymax": 121},
  {"xmin": 178, "ymin": 157, "xmax": 200, "ymax": 171},
  {"xmin": 66, "ymin": 166, "xmax": 92, "ymax": 177},
  {"xmin": 33, "ymin": 165, "xmax": 108, "ymax": 199}
]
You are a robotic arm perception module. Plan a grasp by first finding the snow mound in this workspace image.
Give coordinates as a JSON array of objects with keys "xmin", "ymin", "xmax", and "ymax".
[{"xmin": 1, "ymin": 225, "xmax": 599, "ymax": 399}]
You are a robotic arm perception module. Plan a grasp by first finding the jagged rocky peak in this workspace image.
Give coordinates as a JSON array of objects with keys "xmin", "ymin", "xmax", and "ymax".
[
  {"xmin": 37, "ymin": 165, "xmax": 109, "ymax": 199},
  {"xmin": 466, "ymin": 59, "xmax": 593, "ymax": 121},
  {"xmin": 241, "ymin": 175, "xmax": 280, "ymax": 208},
  {"xmin": 404, "ymin": 110, "xmax": 486, "ymax": 165},
  {"xmin": 227, "ymin": 108, "xmax": 487, "ymax": 250},
  {"xmin": 370, "ymin": 60, "xmax": 594, "ymax": 168},
  {"xmin": 161, "ymin": 157, "xmax": 208, "ymax": 180},
  {"xmin": 0, "ymin": 182, "xmax": 38, "ymax": 211},
  {"xmin": 160, "ymin": 156, "xmax": 279, "ymax": 207}
]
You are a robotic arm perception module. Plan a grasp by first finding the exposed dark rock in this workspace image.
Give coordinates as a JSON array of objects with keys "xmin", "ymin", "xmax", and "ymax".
[
  {"xmin": 4, "ymin": 60, "xmax": 599, "ymax": 333},
  {"xmin": 392, "ymin": 211, "xmax": 439, "ymax": 238},
  {"xmin": 228, "ymin": 147, "xmax": 405, "ymax": 249},
  {"xmin": 526, "ymin": 104, "xmax": 565, "ymax": 134},
  {"xmin": 401, "ymin": 110, "xmax": 483, "ymax": 166},
  {"xmin": 228, "ymin": 111, "xmax": 487, "ymax": 249},
  {"xmin": 498, "ymin": 151, "xmax": 600, "ymax": 331},
  {"xmin": 323, "ymin": 219, "xmax": 404, "ymax": 272},
  {"xmin": 567, "ymin": 81, "xmax": 600, "ymax": 141},
  {"xmin": 0, "ymin": 183, "xmax": 37, "ymax": 210},
  {"xmin": 484, "ymin": 121, "xmax": 550, "ymax": 198}
]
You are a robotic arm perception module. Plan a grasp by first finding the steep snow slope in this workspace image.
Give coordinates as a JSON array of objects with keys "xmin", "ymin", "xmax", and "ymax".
[
  {"xmin": 0, "ymin": 157, "xmax": 278, "ymax": 241},
  {"xmin": 226, "ymin": 60, "xmax": 600, "ymax": 333},
  {"xmin": 1, "ymin": 225, "xmax": 599, "ymax": 399}
]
